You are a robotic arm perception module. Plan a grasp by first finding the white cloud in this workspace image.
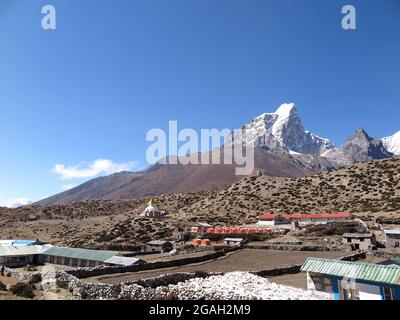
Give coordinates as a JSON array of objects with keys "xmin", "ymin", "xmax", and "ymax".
[
  {"xmin": 61, "ymin": 184, "xmax": 76, "ymax": 191},
  {"xmin": 0, "ymin": 198, "xmax": 33, "ymax": 208},
  {"xmin": 52, "ymin": 159, "xmax": 138, "ymax": 180}
]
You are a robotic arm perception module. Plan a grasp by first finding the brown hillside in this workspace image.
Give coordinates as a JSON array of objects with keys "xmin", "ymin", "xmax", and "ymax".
[{"xmin": 1, "ymin": 158, "xmax": 399, "ymax": 248}]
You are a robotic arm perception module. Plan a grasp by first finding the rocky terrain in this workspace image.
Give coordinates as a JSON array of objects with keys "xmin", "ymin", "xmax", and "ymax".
[
  {"xmin": 0, "ymin": 157, "xmax": 400, "ymax": 248},
  {"xmin": 323, "ymin": 128, "xmax": 393, "ymax": 166}
]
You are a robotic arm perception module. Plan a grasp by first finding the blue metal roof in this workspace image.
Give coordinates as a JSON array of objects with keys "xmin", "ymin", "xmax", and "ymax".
[{"xmin": 11, "ymin": 240, "xmax": 36, "ymax": 246}]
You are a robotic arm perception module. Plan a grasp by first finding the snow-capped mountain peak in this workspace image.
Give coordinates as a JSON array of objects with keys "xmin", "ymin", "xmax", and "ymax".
[
  {"xmin": 382, "ymin": 131, "xmax": 400, "ymax": 155},
  {"xmin": 242, "ymin": 103, "xmax": 335, "ymax": 155}
]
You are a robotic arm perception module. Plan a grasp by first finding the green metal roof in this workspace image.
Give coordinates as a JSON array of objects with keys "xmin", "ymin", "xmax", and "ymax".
[
  {"xmin": 43, "ymin": 246, "xmax": 118, "ymax": 262},
  {"xmin": 301, "ymin": 257, "xmax": 400, "ymax": 286}
]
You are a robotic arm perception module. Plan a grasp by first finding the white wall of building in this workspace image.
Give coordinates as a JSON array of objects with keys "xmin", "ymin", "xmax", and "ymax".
[
  {"xmin": 257, "ymin": 220, "xmax": 275, "ymax": 226},
  {"xmin": 357, "ymin": 283, "xmax": 382, "ymax": 300}
]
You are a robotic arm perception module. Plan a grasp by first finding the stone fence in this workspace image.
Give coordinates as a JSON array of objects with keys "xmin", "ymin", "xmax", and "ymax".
[
  {"xmin": 2, "ymin": 267, "xmax": 42, "ymax": 284},
  {"xmin": 367, "ymin": 250, "xmax": 400, "ymax": 259},
  {"xmin": 55, "ymin": 270, "xmax": 225, "ymax": 300},
  {"xmin": 243, "ymin": 244, "xmax": 330, "ymax": 251},
  {"xmin": 340, "ymin": 251, "xmax": 367, "ymax": 261},
  {"xmin": 249, "ymin": 251, "xmax": 366, "ymax": 278},
  {"xmin": 130, "ymin": 271, "xmax": 222, "ymax": 288},
  {"xmin": 253, "ymin": 264, "xmax": 302, "ymax": 278}
]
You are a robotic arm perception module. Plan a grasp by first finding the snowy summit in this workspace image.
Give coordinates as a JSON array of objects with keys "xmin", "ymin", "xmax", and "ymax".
[
  {"xmin": 242, "ymin": 103, "xmax": 335, "ymax": 155},
  {"xmin": 382, "ymin": 131, "xmax": 400, "ymax": 155}
]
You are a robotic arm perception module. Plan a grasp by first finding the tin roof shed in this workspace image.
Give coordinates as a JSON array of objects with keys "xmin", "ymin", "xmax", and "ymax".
[
  {"xmin": 43, "ymin": 247, "xmax": 118, "ymax": 262},
  {"xmin": 301, "ymin": 257, "xmax": 400, "ymax": 286},
  {"xmin": 103, "ymin": 256, "xmax": 144, "ymax": 266}
]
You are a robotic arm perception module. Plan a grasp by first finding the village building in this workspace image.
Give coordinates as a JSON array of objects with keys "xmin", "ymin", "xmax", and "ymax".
[
  {"xmin": 145, "ymin": 240, "xmax": 173, "ymax": 253},
  {"xmin": 342, "ymin": 233, "xmax": 376, "ymax": 251},
  {"xmin": 190, "ymin": 223, "xmax": 213, "ymax": 237},
  {"xmin": 0, "ymin": 242, "xmax": 143, "ymax": 268},
  {"xmin": 384, "ymin": 229, "xmax": 400, "ymax": 248},
  {"xmin": 172, "ymin": 226, "xmax": 186, "ymax": 242},
  {"xmin": 301, "ymin": 257, "xmax": 400, "ymax": 300},
  {"xmin": 42, "ymin": 247, "xmax": 143, "ymax": 267},
  {"xmin": 258, "ymin": 213, "xmax": 352, "ymax": 226},
  {"xmin": 0, "ymin": 245, "xmax": 50, "ymax": 267},
  {"xmin": 257, "ymin": 214, "xmax": 290, "ymax": 226},
  {"xmin": 223, "ymin": 238, "xmax": 246, "ymax": 246}
]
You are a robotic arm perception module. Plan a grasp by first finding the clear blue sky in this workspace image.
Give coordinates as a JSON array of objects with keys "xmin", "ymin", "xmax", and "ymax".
[{"xmin": 1, "ymin": 0, "xmax": 399, "ymax": 205}]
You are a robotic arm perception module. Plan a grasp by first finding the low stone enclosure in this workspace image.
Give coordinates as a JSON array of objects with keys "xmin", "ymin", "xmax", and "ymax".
[
  {"xmin": 367, "ymin": 250, "xmax": 400, "ymax": 259},
  {"xmin": 2, "ymin": 250, "xmax": 366, "ymax": 300},
  {"xmin": 2, "ymin": 266, "xmax": 42, "ymax": 284},
  {"xmin": 244, "ymin": 237, "xmax": 348, "ymax": 252}
]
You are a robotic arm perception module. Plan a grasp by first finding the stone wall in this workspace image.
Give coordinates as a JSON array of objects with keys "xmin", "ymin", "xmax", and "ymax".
[
  {"xmin": 2, "ymin": 267, "xmax": 42, "ymax": 284},
  {"xmin": 367, "ymin": 250, "xmax": 400, "ymax": 259},
  {"xmin": 244, "ymin": 244, "xmax": 329, "ymax": 251},
  {"xmin": 340, "ymin": 251, "xmax": 367, "ymax": 261},
  {"xmin": 130, "ymin": 271, "xmax": 222, "ymax": 288},
  {"xmin": 251, "ymin": 251, "xmax": 366, "ymax": 278},
  {"xmin": 253, "ymin": 265, "xmax": 302, "ymax": 278},
  {"xmin": 55, "ymin": 270, "xmax": 223, "ymax": 300}
]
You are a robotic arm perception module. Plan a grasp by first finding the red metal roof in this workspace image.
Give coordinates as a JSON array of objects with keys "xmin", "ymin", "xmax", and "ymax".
[
  {"xmin": 289, "ymin": 213, "xmax": 352, "ymax": 219},
  {"xmin": 258, "ymin": 214, "xmax": 279, "ymax": 219},
  {"xmin": 258, "ymin": 213, "xmax": 352, "ymax": 220}
]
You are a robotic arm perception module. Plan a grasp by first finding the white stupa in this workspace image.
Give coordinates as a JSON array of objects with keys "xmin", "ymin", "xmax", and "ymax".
[{"xmin": 142, "ymin": 198, "xmax": 164, "ymax": 218}]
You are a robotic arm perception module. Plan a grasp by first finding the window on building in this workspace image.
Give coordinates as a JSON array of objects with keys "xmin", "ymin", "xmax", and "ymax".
[
  {"xmin": 64, "ymin": 258, "xmax": 70, "ymax": 265},
  {"xmin": 383, "ymin": 287, "xmax": 395, "ymax": 300},
  {"xmin": 89, "ymin": 260, "xmax": 96, "ymax": 267},
  {"xmin": 80, "ymin": 260, "xmax": 87, "ymax": 267},
  {"xmin": 72, "ymin": 259, "xmax": 78, "ymax": 266},
  {"xmin": 360, "ymin": 238, "xmax": 364, "ymax": 242},
  {"xmin": 56, "ymin": 257, "xmax": 62, "ymax": 265},
  {"xmin": 347, "ymin": 238, "xmax": 351, "ymax": 243},
  {"xmin": 49, "ymin": 256, "xmax": 55, "ymax": 263}
]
